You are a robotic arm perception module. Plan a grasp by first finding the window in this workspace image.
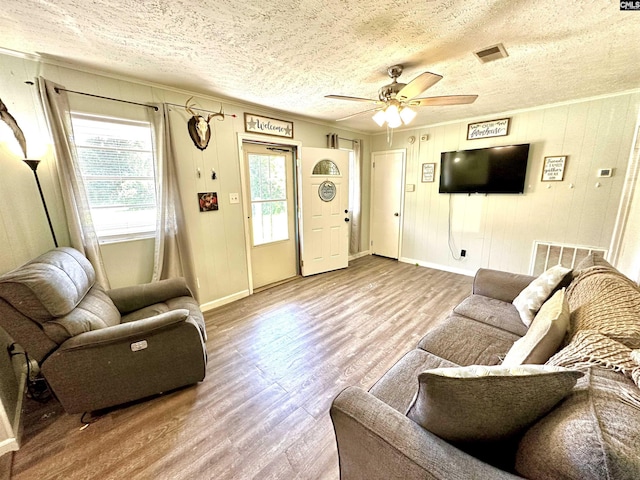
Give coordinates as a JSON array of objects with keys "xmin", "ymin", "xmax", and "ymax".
[
  {"xmin": 248, "ymin": 152, "xmax": 289, "ymax": 246},
  {"xmin": 312, "ymin": 159, "xmax": 340, "ymax": 176},
  {"xmin": 71, "ymin": 113, "xmax": 157, "ymax": 242}
]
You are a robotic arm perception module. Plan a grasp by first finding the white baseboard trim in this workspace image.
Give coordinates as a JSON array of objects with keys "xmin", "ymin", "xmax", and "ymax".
[
  {"xmin": 199, "ymin": 290, "xmax": 250, "ymax": 312},
  {"xmin": 349, "ymin": 250, "xmax": 371, "ymax": 261},
  {"xmin": 399, "ymin": 257, "xmax": 476, "ymax": 277}
]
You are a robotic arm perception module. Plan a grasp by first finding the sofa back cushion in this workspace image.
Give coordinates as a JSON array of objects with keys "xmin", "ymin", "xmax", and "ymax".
[
  {"xmin": 515, "ymin": 367, "xmax": 640, "ymax": 480},
  {"xmin": 0, "ymin": 247, "xmax": 96, "ymax": 322}
]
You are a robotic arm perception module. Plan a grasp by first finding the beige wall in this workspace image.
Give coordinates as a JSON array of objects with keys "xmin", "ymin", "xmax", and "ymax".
[
  {"xmin": 0, "ymin": 52, "xmax": 371, "ymax": 306},
  {"xmin": 371, "ymin": 93, "xmax": 640, "ymax": 276}
]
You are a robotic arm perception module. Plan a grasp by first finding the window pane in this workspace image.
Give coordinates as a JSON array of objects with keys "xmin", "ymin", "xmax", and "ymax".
[
  {"xmin": 252, "ymin": 201, "xmax": 288, "ymax": 246},
  {"xmin": 312, "ymin": 159, "xmax": 340, "ymax": 175},
  {"xmin": 71, "ymin": 113, "xmax": 157, "ymax": 239},
  {"xmin": 248, "ymin": 154, "xmax": 286, "ymax": 201}
]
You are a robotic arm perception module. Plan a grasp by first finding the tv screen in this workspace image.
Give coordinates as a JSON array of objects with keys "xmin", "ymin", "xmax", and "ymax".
[{"xmin": 439, "ymin": 144, "xmax": 530, "ymax": 194}]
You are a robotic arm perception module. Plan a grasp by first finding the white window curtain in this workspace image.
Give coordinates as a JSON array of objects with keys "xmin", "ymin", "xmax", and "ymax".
[
  {"xmin": 350, "ymin": 139, "xmax": 362, "ymax": 255},
  {"xmin": 38, "ymin": 77, "xmax": 111, "ymax": 288},
  {"xmin": 327, "ymin": 132, "xmax": 362, "ymax": 255},
  {"xmin": 38, "ymin": 78, "xmax": 197, "ymax": 297},
  {"xmin": 151, "ymin": 105, "xmax": 198, "ymax": 298}
]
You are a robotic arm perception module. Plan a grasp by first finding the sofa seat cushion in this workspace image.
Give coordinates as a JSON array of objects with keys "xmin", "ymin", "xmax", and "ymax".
[
  {"xmin": 43, "ymin": 284, "xmax": 121, "ymax": 344},
  {"xmin": 418, "ymin": 314, "xmax": 521, "ymax": 366},
  {"xmin": 515, "ymin": 367, "xmax": 640, "ymax": 480},
  {"xmin": 369, "ymin": 349, "xmax": 457, "ymax": 414},
  {"xmin": 454, "ymin": 295, "xmax": 528, "ymax": 336},
  {"xmin": 0, "ymin": 247, "xmax": 95, "ymax": 321}
]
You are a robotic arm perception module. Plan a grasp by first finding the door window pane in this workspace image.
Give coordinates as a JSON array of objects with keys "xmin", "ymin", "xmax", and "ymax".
[
  {"xmin": 312, "ymin": 159, "xmax": 340, "ymax": 175},
  {"xmin": 248, "ymin": 153, "xmax": 289, "ymax": 246}
]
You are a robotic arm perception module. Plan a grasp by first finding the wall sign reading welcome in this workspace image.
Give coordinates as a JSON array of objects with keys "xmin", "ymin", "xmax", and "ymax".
[{"xmin": 244, "ymin": 113, "xmax": 294, "ymax": 138}]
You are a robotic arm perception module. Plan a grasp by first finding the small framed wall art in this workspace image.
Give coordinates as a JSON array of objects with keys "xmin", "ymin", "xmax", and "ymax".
[
  {"xmin": 198, "ymin": 192, "xmax": 218, "ymax": 211},
  {"xmin": 422, "ymin": 163, "xmax": 436, "ymax": 182},
  {"xmin": 541, "ymin": 156, "xmax": 567, "ymax": 182},
  {"xmin": 467, "ymin": 118, "xmax": 510, "ymax": 140}
]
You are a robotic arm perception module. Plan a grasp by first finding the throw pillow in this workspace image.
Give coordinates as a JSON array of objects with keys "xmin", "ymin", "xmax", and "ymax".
[
  {"xmin": 406, "ymin": 365, "xmax": 583, "ymax": 442},
  {"xmin": 513, "ymin": 264, "xmax": 571, "ymax": 327},
  {"xmin": 502, "ymin": 289, "xmax": 569, "ymax": 366}
]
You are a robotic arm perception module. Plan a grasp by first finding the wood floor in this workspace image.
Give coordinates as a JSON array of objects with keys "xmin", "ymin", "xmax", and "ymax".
[{"xmin": 8, "ymin": 255, "xmax": 472, "ymax": 480}]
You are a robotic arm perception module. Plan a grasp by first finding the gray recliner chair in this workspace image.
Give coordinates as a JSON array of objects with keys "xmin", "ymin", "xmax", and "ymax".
[{"xmin": 0, "ymin": 247, "xmax": 207, "ymax": 414}]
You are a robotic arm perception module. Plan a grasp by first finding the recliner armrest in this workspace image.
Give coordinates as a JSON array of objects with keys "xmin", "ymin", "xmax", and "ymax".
[
  {"xmin": 108, "ymin": 278, "xmax": 193, "ymax": 313},
  {"xmin": 472, "ymin": 269, "xmax": 536, "ymax": 303},
  {"xmin": 331, "ymin": 386, "xmax": 523, "ymax": 480},
  {"xmin": 56, "ymin": 309, "xmax": 190, "ymax": 351}
]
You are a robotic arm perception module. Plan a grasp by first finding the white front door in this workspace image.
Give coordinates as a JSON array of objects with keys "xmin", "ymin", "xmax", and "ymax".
[
  {"xmin": 300, "ymin": 147, "xmax": 350, "ymax": 276},
  {"xmin": 371, "ymin": 150, "xmax": 406, "ymax": 259},
  {"xmin": 243, "ymin": 143, "xmax": 298, "ymax": 289}
]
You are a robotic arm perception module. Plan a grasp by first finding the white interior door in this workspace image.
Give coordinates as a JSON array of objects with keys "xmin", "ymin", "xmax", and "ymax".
[
  {"xmin": 371, "ymin": 150, "xmax": 405, "ymax": 259},
  {"xmin": 243, "ymin": 143, "xmax": 297, "ymax": 289},
  {"xmin": 300, "ymin": 147, "xmax": 349, "ymax": 276}
]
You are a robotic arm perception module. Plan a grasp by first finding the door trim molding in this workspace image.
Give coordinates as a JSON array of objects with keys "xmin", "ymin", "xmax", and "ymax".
[{"xmin": 237, "ymin": 133, "xmax": 303, "ymax": 294}]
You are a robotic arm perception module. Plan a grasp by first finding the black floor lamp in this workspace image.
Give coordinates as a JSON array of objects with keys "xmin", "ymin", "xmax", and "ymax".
[
  {"xmin": 23, "ymin": 159, "xmax": 58, "ymax": 248},
  {"xmin": 1, "ymin": 97, "xmax": 58, "ymax": 248}
]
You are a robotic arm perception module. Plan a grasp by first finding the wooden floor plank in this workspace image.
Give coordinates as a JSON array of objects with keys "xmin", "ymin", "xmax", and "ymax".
[{"xmin": 9, "ymin": 255, "xmax": 472, "ymax": 479}]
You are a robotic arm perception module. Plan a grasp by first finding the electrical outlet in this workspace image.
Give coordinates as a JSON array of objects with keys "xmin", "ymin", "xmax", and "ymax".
[{"xmin": 461, "ymin": 249, "xmax": 466, "ymax": 257}]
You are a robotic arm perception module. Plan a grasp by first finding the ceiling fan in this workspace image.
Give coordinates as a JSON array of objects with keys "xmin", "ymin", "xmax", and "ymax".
[{"xmin": 326, "ymin": 65, "xmax": 478, "ymax": 128}]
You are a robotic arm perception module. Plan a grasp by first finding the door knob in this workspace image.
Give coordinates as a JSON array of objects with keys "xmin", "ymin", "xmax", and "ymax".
[
  {"xmin": 344, "ymin": 218, "xmax": 350, "ymax": 222},
  {"xmin": 394, "ymin": 212, "xmax": 400, "ymax": 217},
  {"xmin": 344, "ymin": 209, "xmax": 349, "ymax": 214}
]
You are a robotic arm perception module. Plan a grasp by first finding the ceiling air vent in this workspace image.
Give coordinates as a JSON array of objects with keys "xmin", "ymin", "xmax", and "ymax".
[{"xmin": 474, "ymin": 43, "xmax": 509, "ymax": 64}]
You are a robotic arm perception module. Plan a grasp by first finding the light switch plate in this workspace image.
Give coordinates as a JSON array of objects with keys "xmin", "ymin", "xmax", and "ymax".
[{"xmin": 229, "ymin": 193, "xmax": 240, "ymax": 204}]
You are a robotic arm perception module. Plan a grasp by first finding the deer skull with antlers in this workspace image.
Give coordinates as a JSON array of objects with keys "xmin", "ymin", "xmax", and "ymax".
[{"xmin": 185, "ymin": 96, "xmax": 224, "ymax": 150}]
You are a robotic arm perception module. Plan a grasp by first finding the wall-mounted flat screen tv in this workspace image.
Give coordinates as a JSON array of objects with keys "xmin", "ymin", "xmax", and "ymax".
[{"xmin": 439, "ymin": 144, "xmax": 530, "ymax": 194}]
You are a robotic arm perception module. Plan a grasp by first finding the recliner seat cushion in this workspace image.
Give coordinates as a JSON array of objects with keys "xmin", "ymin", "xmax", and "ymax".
[{"xmin": 0, "ymin": 247, "xmax": 95, "ymax": 321}]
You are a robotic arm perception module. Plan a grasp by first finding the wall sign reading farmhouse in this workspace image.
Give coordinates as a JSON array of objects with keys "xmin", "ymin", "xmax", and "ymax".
[
  {"xmin": 244, "ymin": 113, "xmax": 294, "ymax": 138},
  {"xmin": 467, "ymin": 118, "xmax": 510, "ymax": 140}
]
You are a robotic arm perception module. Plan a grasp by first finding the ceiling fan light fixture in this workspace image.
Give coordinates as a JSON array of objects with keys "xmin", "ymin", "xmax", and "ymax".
[
  {"xmin": 385, "ymin": 105, "xmax": 402, "ymax": 128},
  {"xmin": 400, "ymin": 107, "xmax": 416, "ymax": 125},
  {"xmin": 372, "ymin": 110, "xmax": 386, "ymax": 126}
]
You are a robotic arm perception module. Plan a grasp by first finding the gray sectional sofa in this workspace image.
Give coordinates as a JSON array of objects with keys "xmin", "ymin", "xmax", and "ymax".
[{"xmin": 331, "ymin": 255, "xmax": 640, "ymax": 479}]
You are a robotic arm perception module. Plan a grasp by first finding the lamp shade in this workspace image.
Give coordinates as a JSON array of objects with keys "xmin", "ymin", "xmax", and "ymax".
[
  {"xmin": 385, "ymin": 105, "xmax": 402, "ymax": 128},
  {"xmin": 400, "ymin": 107, "xmax": 417, "ymax": 125},
  {"xmin": 372, "ymin": 110, "xmax": 386, "ymax": 127}
]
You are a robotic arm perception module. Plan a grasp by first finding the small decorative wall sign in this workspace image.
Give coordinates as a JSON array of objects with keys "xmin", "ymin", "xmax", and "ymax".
[
  {"xmin": 318, "ymin": 181, "xmax": 337, "ymax": 202},
  {"xmin": 422, "ymin": 163, "xmax": 435, "ymax": 183},
  {"xmin": 244, "ymin": 113, "xmax": 294, "ymax": 138},
  {"xmin": 467, "ymin": 118, "xmax": 510, "ymax": 140},
  {"xmin": 198, "ymin": 192, "xmax": 218, "ymax": 211},
  {"xmin": 542, "ymin": 156, "xmax": 567, "ymax": 181}
]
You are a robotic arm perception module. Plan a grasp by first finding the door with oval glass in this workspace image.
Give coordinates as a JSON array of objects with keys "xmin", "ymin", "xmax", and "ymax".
[
  {"xmin": 243, "ymin": 143, "xmax": 297, "ymax": 289},
  {"xmin": 300, "ymin": 147, "xmax": 350, "ymax": 276}
]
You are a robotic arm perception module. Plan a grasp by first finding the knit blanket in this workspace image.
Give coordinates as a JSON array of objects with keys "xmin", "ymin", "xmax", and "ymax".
[{"xmin": 547, "ymin": 266, "xmax": 640, "ymax": 389}]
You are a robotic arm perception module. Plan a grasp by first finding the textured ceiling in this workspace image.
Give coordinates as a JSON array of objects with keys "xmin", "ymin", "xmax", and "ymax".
[{"xmin": 1, "ymin": 0, "xmax": 640, "ymax": 133}]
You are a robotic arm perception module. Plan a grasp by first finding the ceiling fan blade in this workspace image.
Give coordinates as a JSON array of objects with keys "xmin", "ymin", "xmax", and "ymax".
[
  {"xmin": 335, "ymin": 107, "xmax": 382, "ymax": 121},
  {"xmin": 407, "ymin": 95, "xmax": 478, "ymax": 107},
  {"xmin": 396, "ymin": 72, "xmax": 443, "ymax": 102},
  {"xmin": 326, "ymin": 95, "xmax": 382, "ymax": 105}
]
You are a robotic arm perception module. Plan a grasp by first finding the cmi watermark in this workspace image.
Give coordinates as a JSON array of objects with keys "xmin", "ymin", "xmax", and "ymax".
[{"xmin": 621, "ymin": 1, "xmax": 640, "ymax": 10}]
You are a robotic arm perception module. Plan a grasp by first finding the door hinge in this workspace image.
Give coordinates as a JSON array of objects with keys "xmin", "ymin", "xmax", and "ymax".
[
  {"xmin": 372, "ymin": 161, "xmax": 375, "ymax": 168},
  {"xmin": 301, "ymin": 260, "xmax": 304, "ymax": 267},
  {"xmin": 371, "ymin": 240, "xmax": 373, "ymax": 246}
]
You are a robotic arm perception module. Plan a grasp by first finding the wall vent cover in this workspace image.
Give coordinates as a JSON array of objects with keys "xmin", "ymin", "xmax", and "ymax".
[
  {"xmin": 474, "ymin": 43, "xmax": 509, "ymax": 63},
  {"xmin": 530, "ymin": 241, "xmax": 607, "ymax": 276}
]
